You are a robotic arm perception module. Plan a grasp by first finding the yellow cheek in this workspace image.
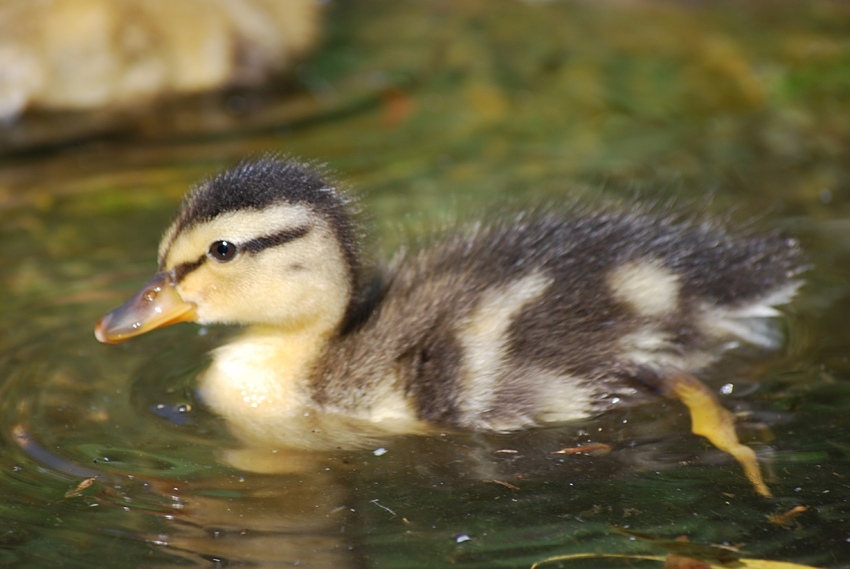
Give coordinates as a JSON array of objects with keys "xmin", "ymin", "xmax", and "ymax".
[{"xmin": 176, "ymin": 272, "xmax": 221, "ymax": 319}]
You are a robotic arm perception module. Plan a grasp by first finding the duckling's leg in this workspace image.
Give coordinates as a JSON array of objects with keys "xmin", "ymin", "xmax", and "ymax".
[{"xmin": 637, "ymin": 368, "xmax": 771, "ymax": 498}]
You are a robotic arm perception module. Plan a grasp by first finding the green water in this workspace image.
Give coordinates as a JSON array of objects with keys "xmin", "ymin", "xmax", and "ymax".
[{"xmin": 1, "ymin": 1, "xmax": 850, "ymax": 567}]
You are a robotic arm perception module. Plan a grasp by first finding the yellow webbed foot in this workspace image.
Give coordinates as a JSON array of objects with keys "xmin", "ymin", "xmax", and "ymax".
[{"xmin": 663, "ymin": 371, "xmax": 771, "ymax": 498}]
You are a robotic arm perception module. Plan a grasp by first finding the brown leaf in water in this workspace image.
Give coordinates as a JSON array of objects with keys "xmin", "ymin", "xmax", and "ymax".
[
  {"xmin": 551, "ymin": 443, "xmax": 612, "ymax": 455},
  {"xmin": 767, "ymin": 505, "xmax": 809, "ymax": 528},
  {"xmin": 484, "ymin": 479, "xmax": 520, "ymax": 490},
  {"xmin": 64, "ymin": 476, "xmax": 98, "ymax": 498}
]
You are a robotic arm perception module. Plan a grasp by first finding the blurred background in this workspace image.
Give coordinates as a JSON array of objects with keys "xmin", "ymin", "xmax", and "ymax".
[{"xmin": 1, "ymin": 1, "xmax": 849, "ymax": 567}]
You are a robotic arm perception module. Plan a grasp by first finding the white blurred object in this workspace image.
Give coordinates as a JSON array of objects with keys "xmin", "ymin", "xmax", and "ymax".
[{"xmin": 0, "ymin": 0, "xmax": 320, "ymax": 120}]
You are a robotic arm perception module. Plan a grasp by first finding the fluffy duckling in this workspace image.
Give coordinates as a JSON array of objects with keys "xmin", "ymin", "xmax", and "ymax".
[{"xmin": 96, "ymin": 156, "xmax": 803, "ymax": 493}]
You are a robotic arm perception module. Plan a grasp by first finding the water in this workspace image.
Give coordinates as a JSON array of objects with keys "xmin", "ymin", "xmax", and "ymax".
[{"xmin": 1, "ymin": 1, "xmax": 850, "ymax": 567}]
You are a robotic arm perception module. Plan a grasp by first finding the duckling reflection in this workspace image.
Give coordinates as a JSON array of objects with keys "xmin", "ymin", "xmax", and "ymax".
[
  {"xmin": 137, "ymin": 467, "xmax": 360, "ymax": 568},
  {"xmin": 96, "ymin": 156, "xmax": 804, "ymax": 491}
]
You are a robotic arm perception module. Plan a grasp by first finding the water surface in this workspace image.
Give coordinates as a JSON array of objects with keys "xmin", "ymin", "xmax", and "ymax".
[{"xmin": 1, "ymin": 1, "xmax": 849, "ymax": 567}]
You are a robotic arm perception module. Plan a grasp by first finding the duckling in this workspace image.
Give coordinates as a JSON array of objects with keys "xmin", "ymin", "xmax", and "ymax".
[{"xmin": 95, "ymin": 156, "xmax": 804, "ymax": 494}]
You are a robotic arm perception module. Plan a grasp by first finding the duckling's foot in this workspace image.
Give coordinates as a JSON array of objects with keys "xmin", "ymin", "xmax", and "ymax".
[{"xmin": 658, "ymin": 370, "xmax": 772, "ymax": 498}]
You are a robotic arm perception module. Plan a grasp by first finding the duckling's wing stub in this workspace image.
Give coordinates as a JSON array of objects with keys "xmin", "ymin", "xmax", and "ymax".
[{"xmin": 506, "ymin": 213, "xmax": 803, "ymax": 369}]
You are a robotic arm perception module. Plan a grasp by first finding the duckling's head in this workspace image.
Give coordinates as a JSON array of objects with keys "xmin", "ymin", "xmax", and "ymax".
[{"xmin": 96, "ymin": 157, "xmax": 360, "ymax": 343}]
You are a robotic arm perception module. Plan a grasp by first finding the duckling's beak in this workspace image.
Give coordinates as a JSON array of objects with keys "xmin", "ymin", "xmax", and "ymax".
[{"xmin": 95, "ymin": 272, "xmax": 197, "ymax": 344}]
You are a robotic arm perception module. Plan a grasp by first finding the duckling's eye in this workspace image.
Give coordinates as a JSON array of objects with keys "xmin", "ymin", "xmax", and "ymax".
[{"xmin": 209, "ymin": 240, "xmax": 238, "ymax": 262}]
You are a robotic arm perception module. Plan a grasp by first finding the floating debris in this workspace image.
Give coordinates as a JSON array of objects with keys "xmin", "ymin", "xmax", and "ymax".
[
  {"xmin": 551, "ymin": 443, "xmax": 612, "ymax": 456},
  {"xmin": 64, "ymin": 477, "xmax": 98, "ymax": 498},
  {"xmin": 768, "ymin": 505, "xmax": 809, "ymax": 528},
  {"xmin": 484, "ymin": 479, "xmax": 520, "ymax": 491}
]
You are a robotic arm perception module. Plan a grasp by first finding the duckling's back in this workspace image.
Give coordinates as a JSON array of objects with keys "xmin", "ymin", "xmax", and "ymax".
[{"xmin": 312, "ymin": 206, "xmax": 803, "ymax": 432}]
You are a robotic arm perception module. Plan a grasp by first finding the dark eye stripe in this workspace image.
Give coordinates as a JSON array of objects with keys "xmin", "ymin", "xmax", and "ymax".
[
  {"xmin": 243, "ymin": 225, "xmax": 311, "ymax": 254},
  {"xmin": 168, "ymin": 225, "xmax": 311, "ymax": 283},
  {"xmin": 172, "ymin": 255, "xmax": 206, "ymax": 283}
]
